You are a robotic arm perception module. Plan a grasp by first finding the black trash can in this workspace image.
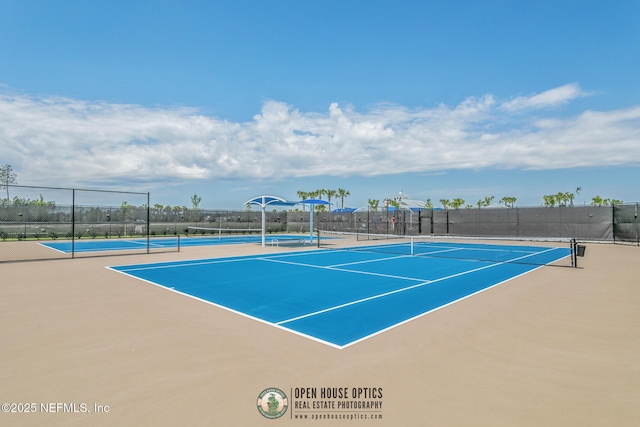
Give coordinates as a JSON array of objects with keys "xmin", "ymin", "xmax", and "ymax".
[{"xmin": 576, "ymin": 245, "xmax": 586, "ymax": 257}]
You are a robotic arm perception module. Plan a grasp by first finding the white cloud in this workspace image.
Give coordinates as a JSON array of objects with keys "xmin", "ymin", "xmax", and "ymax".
[
  {"xmin": 0, "ymin": 85, "xmax": 638, "ymax": 193},
  {"xmin": 500, "ymin": 83, "xmax": 589, "ymax": 112}
]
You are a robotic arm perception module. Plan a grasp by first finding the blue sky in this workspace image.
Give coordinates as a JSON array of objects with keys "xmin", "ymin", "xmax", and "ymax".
[{"xmin": 1, "ymin": 0, "xmax": 639, "ymax": 209}]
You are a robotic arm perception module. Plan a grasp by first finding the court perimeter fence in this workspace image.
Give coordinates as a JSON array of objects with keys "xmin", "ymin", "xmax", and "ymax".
[
  {"xmin": 0, "ymin": 185, "xmax": 161, "ymax": 262},
  {"xmin": 315, "ymin": 205, "xmax": 637, "ymax": 245},
  {"xmin": 0, "ymin": 184, "xmax": 638, "ymax": 263}
]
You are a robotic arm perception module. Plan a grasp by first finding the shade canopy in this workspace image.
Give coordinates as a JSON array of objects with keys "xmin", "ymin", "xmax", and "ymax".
[
  {"xmin": 243, "ymin": 195, "xmax": 296, "ymax": 247},
  {"xmin": 244, "ymin": 195, "xmax": 297, "ymax": 207},
  {"xmin": 298, "ymin": 198, "xmax": 332, "ymax": 206}
]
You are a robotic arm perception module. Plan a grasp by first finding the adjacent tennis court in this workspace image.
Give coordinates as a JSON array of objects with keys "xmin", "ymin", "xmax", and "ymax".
[
  {"xmin": 40, "ymin": 233, "xmax": 311, "ymax": 253},
  {"xmin": 109, "ymin": 239, "xmax": 571, "ymax": 348}
]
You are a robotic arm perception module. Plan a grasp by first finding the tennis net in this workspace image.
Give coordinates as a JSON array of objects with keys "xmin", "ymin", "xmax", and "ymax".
[
  {"xmin": 318, "ymin": 230, "xmax": 579, "ymax": 268},
  {"xmin": 187, "ymin": 226, "xmax": 262, "ymax": 238}
]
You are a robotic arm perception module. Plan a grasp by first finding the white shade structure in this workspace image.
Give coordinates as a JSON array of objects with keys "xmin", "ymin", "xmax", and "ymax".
[{"xmin": 244, "ymin": 196, "xmax": 296, "ymax": 247}]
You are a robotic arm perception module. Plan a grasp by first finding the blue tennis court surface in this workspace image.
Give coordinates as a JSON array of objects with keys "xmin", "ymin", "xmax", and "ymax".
[
  {"xmin": 109, "ymin": 241, "xmax": 571, "ymax": 348},
  {"xmin": 41, "ymin": 234, "xmax": 308, "ymax": 253}
]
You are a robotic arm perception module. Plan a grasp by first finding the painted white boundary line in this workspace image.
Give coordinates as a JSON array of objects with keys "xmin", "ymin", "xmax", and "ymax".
[
  {"xmin": 275, "ymin": 247, "xmax": 560, "ymax": 326},
  {"xmin": 261, "ymin": 257, "xmax": 429, "ymax": 282},
  {"xmin": 339, "ymin": 266, "xmax": 545, "ymax": 349},
  {"xmin": 106, "ymin": 266, "xmax": 343, "ymax": 349},
  {"xmin": 108, "ymin": 246, "xmax": 567, "ymax": 349}
]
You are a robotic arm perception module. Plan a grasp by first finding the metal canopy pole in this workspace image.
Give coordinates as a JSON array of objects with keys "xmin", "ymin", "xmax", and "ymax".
[
  {"xmin": 147, "ymin": 192, "xmax": 151, "ymax": 254},
  {"xmin": 309, "ymin": 206, "xmax": 314, "ymax": 244},
  {"xmin": 71, "ymin": 189, "xmax": 75, "ymax": 259},
  {"xmin": 243, "ymin": 196, "xmax": 292, "ymax": 248},
  {"xmin": 261, "ymin": 196, "xmax": 266, "ymax": 247},
  {"xmin": 299, "ymin": 199, "xmax": 331, "ymax": 245}
]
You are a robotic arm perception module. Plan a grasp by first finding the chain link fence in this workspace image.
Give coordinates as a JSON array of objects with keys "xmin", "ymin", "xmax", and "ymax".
[
  {"xmin": 310, "ymin": 205, "xmax": 617, "ymax": 242},
  {"xmin": 2, "ymin": 186, "xmax": 637, "ymax": 263},
  {"xmin": 1, "ymin": 185, "xmax": 154, "ymax": 262}
]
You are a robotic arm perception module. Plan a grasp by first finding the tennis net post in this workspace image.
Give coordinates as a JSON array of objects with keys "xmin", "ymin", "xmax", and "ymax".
[{"xmin": 570, "ymin": 238, "xmax": 586, "ymax": 268}]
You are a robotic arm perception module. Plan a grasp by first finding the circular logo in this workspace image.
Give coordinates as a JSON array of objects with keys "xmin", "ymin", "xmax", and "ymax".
[{"xmin": 257, "ymin": 388, "xmax": 288, "ymax": 419}]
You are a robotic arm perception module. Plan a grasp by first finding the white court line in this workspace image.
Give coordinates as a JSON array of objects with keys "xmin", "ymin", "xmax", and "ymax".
[
  {"xmin": 116, "ymin": 256, "xmax": 255, "ymax": 272},
  {"xmin": 261, "ymin": 257, "xmax": 429, "ymax": 282},
  {"xmin": 325, "ymin": 247, "xmax": 463, "ymax": 267},
  {"xmin": 113, "ymin": 249, "xmax": 334, "ymax": 272},
  {"xmin": 106, "ymin": 266, "xmax": 344, "ymax": 350},
  {"xmin": 322, "ymin": 253, "xmax": 411, "ymax": 268},
  {"xmin": 37, "ymin": 242, "xmax": 67, "ymax": 253},
  {"xmin": 108, "ymin": 245, "xmax": 566, "ymax": 349},
  {"xmin": 122, "ymin": 239, "xmax": 151, "ymax": 247},
  {"xmin": 275, "ymin": 247, "xmax": 560, "ymax": 326},
  {"xmin": 414, "ymin": 242, "xmax": 539, "ymax": 254},
  {"xmin": 44, "ymin": 238, "xmax": 169, "ymax": 254},
  {"xmin": 339, "ymin": 266, "xmax": 543, "ymax": 349}
]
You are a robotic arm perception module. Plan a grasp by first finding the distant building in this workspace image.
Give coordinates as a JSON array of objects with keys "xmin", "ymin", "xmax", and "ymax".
[{"xmin": 386, "ymin": 190, "xmax": 426, "ymax": 211}]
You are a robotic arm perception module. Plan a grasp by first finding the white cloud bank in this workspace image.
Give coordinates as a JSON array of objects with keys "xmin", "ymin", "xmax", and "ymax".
[{"xmin": 1, "ymin": 84, "xmax": 639, "ymax": 189}]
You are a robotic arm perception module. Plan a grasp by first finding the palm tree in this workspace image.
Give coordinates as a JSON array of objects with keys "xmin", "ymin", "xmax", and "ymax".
[
  {"xmin": 556, "ymin": 191, "xmax": 573, "ymax": 207},
  {"xmin": 296, "ymin": 191, "xmax": 309, "ymax": 212},
  {"xmin": 337, "ymin": 188, "xmax": 350, "ymax": 210},
  {"xmin": 312, "ymin": 190, "xmax": 326, "ymax": 212},
  {"xmin": 152, "ymin": 203, "xmax": 163, "ymax": 221},
  {"xmin": 326, "ymin": 189, "xmax": 337, "ymax": 212},
  {"xmin": 500, "ymin": 196, "xmax": 516, "ymax": 208},
  {"xmin": 591, "ymin": 196, "xmax": 622, "ymax": 206}
]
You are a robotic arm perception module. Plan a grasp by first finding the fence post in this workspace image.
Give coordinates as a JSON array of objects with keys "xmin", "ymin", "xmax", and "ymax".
[
  {"xmin": 71, "ymin": 189, "xmax": 75, "ymax": 259},
  {"xmin": 147, "ymin": 192, "xmax": 150, "ymax": 254},
  {"xmin": 634, "ymin": 203, "xmax": 640, "ymax": 246},
  {"xmin": 446, "ymin": 209, "xmax": 449, "ymax": 235},
  {"xmin": 612, "ymin": 204, "xmax": 616, "ymax": 244},
  {"xmin": 430, "ymin": 209, "xmax": 434, "ymax": 235}
]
